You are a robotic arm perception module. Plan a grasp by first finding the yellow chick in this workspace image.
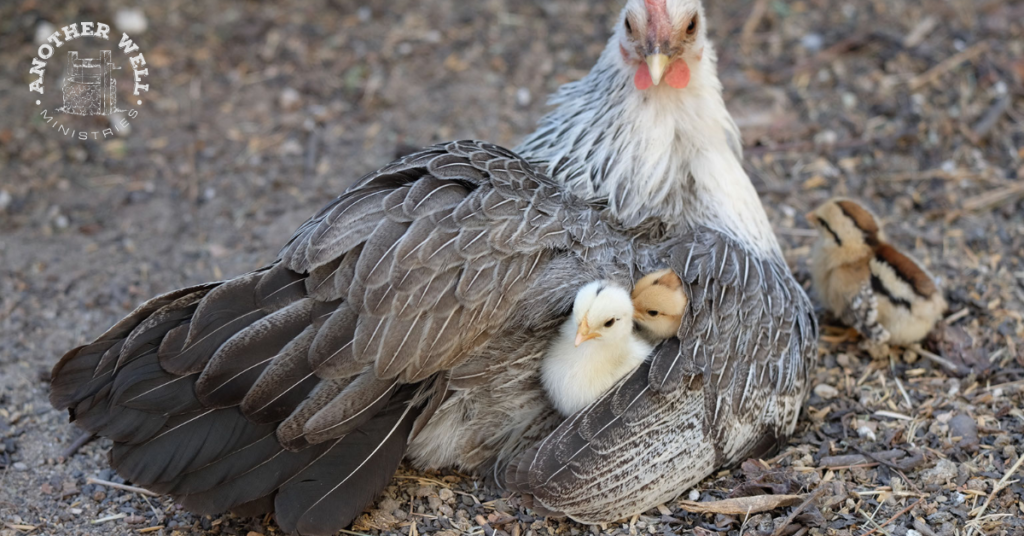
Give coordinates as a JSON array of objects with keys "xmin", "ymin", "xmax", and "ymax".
[
  {"xmin": 542, "ymin": 272, "xmax": 687, "ymax": 417},
  {"xmin": 631, "ymin": 268, "xmax": 687, "ymax": 344},
  {"xmin": 807, "ymin": 198, "xmax": 946, "ymax": 345}
]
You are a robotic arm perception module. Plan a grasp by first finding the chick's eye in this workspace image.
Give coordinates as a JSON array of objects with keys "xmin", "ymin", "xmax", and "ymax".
[
  {"xmin": 686, "ymin": 18, "xmax": 697, "ymax": 34},
  {"xmin": 624, "ymin": 18, "xmax": 633, "ymax": 35},
  {"xmin": 647, "ymin": 310, "xmax": 659, "ymax": 316},
  {"xmin": 604, "ymin": 319, "xmax": 616, "ymax": 328}
]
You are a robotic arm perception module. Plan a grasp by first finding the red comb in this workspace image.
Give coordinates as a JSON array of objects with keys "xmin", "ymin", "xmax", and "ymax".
[{"xmin": 643, "ymin": 0, "xmax": 671, "ymax": 43}]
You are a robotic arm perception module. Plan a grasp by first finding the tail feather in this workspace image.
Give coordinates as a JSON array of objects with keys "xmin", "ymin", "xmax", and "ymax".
[
  {"xmin": 276, "ymin": 388, "xmax": 418, "ymax": 535},
  {"xmin": 49, "ymin": 340, "xmax": 118, "ymax": 411},
  {"xmin": 160, "ymin": 272, "xmax": 268, "ymax": 375},
  {"xmin": 73, "ymin": 384, "xmax": 168, "ymax": 444},
  {"xmin": 111, "ymin": 407, "xmax": 276, "ymax": 491},
  {"xmin": 175, "ymin": 439, "xmax": 334, "ymax": 515},
  {"xmin": 52, "ymin": 264, "xmax": 428, "ymax": 533},
  {"xmin": 118, "ymin": 290, "xmax": 207, "ymax": 370},
  {"xmin": 195, "ymin": 299, "xmax": 315, "ymax": 407},
  {"xmin": 241, "ymin": 326, "xmax": 319, "ymax": 424},
  {"xmin": 110, "ymin": 349, "xmax": 202, "ymax": 415},
  {"xmin": 276, "ymin": 377, "xmax": 353, "ymax": 450},
  {"xmin": 162, "ymin": 432, "xmax": 283, "ymax": 496},
  {"xmin": 302, "ymin": 373, "xmax": 397, "ymax": 444}
]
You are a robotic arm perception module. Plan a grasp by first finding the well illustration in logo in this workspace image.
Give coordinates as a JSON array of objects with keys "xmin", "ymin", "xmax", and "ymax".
[{"xmin": 59, "ymin": 50, "xmax": 124, "ymax": 116}]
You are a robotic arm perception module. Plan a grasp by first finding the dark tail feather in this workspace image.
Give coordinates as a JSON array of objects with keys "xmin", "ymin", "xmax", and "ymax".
[
  {"xmin": 175, "ymin": 438, "xmax": 334, "ymax": 515},
  {"xmin": 160, "ymin": 272, "xmax": 268, "ymax": 376},
  {"xmin": 49, "ymin": 340, "xmax": 119, "ymax": 413},
  {"xmin": 72, "ymin": 383, "xmax": 169, "ymax": 444},
  {"xmin": 110, "ymin": 349, "xmax": 202, "ymax": 415},
  {"xmin": 195, "ymin": 299, "xmax": 315, "ymax": 407},
  {"xmin": 240, "ymin": 326, "xmax": 319, "ymax": 424},
  {"xmin": 275, "ymin": 388, "xmax": 419, "ymax": 535},
  {"xmin": 110, "ymin": 407, "xmax": 277, "ymax": 491}
]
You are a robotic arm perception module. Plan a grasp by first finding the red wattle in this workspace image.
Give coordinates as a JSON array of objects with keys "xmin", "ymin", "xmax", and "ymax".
[
  {"xmin": 665, "ymin": 60, "xmax": 690, "ymax": 89},
  {"xmin": 634, "ymin": 62, "xmax": 653, "ymax": 90}
]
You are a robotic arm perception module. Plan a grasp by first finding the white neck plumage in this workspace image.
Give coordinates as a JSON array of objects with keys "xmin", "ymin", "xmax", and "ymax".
[{"xmin": 517, "ymin": 37, "xmax": 782, "ymax": 258}]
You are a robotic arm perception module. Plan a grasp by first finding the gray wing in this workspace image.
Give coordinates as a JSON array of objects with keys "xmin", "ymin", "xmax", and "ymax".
[
  {"xmin": 513, "ymin": 229, "xmax": 818, "ymax": 522},
  {"xmin": 49, "ymin": 140, "xmax": 623, "ymax": 535}
]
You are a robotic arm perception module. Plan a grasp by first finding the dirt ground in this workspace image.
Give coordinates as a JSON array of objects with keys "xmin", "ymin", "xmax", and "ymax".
[{"xmin": 1, "ymin": 0, "xmax": 1023, "ymax": 535}]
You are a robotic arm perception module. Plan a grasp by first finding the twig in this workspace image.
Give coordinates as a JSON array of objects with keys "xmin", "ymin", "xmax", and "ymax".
[
  {"xmin": 903, "ymin": 16, "xmax": 938, "ymax": 48},
  {"xmin": 856, "ymin": 498, "xmax": 924, "ymax": 536},
  {"xmin": 944, "ymin": 308, "xmax": 970, "ymax": 324},
  {"xmin": 61, "ymin": 431, "xmax": 96, "ymax": 459},
  {"xmin": 962, "ymin": 182, "xmax": 1024, "ymax": 212},
  {"xmin": 770, "ymin": 487, "xmax": 824, "ymax": 536},
  {"xmin": 908, "ymin": 41, "xmax": 989, "ymax": 90},
  {"xmin": 972, "ymin": 94, "xmax": 1011, "ymax": 138},
  {"xmin": 879, "ymin": 169, "xmax": 988, "ymax": 183},
  {"xmin": 873, "ymin": 410, "xmax": 914, "ymax": 421},
  {"xmin": 890, "ymin": 355, "xmax": 914, "ymax": 409},
  {"xmin": 740, "ymin": 0, "xmax": 770, "ymax": 54},
  {"xmin": 86, "ymin": 477, "xmax": 158, "ymax": 497},
  {"xmin": 911, "ymin": 346, "xmax": 961, "ymax": 373},
  {"xmin": 783, "ymin": 35, "xmax": 869, "ymax": 81},
  {"xmin": 91, "ymin": 513, "xmax": 126, "ymax": 524},
  {"xmin": 966, "ymin": 450, "xmax": 1024, "ymax": 536},
  {"xmin": 857, "ymin": 501, "xmax": 891, "ymax": 536}
]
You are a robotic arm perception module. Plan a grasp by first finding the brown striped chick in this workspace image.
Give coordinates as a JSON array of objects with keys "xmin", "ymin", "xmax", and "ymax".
[
  {"xmin": 541, "ymin": 272, "xmax": 686, "ymax": 417},
  {"xmin": 806, "ymin": 198, "xmax": 947, "ymax": 346}
]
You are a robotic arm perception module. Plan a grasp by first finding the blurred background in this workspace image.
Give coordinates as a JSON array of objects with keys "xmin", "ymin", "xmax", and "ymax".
[{"xmin": 1, "ymin": 0, "xmax": 1023, "ymax": 535}]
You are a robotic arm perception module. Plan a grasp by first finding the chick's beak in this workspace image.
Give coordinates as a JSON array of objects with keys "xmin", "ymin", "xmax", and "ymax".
[
  {"xmin": 805, "ymin": 211, "xmax": 817, "ymax": 225},
  {"xmin": 645, "ymin": 53, "xmax": 670, "ymax": 86},
  {"xmin": 574, "ymin": 318, "xmax": 601, "ymax": 347}
]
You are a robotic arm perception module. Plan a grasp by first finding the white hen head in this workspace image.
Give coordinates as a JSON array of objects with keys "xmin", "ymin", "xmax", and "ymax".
[{"xmin": 616, "ymin": 0, "xmax": 709, "ymax": 89}]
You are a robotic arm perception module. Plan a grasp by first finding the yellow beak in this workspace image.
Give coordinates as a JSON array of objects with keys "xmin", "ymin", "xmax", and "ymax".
[
  {"xmin": 645, "ymin": 54, "xmax": 670, "ymax": 86},
  {"xmin": 574, "ymin": 318, "xmax": 601, "ymax": 347}
]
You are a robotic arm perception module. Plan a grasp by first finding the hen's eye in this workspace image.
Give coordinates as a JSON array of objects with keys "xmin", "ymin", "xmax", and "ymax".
[
  {"xmin": 686, "ymin": 18, "xmax": 697, "ymax": 34},
  {"xmin": 604, "ymin": 319, "xmax": 616, "ymax": 328},
  {"xmin": 624, "ymin": 19, "xmax": 633, "ymax": 35},
  {"xmin": 647, "ymin": 310, "xmax": 658, "ymax": 316}
]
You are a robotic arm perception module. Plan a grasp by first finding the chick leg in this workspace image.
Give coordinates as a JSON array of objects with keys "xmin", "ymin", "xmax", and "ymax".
[{"xmin": 843, "ymin": 281, "xmax": 890, "ymax": 344}]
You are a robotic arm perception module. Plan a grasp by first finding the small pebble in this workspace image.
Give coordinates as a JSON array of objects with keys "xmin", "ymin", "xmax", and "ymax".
[
  {"xmin": 800, "ymin": 33, "xmax": 824, "ymax": 51},
  {"xmin": 856, "ymin": 425, "xmax": 876, "ymax": 441},
  {"xmin": 814, "ymin": 384, "xmax": 840, "ymax": 399},
  {"xmin": 687, "ymin": 489, "xmax": 700, "ymax": 501},
  {"xmin": 115, "ymin": 8, "xmax": 148, "ymax": 33},
  {"xmin": 35, "ymin": 21, "xmax": 56, "ymax": 45},
  {"xmin": 280, "ymin": 87, "xmax": 302, "ymax": 111},
  {"xmin": 921, "ymin": 459, "xmax": 958, "ymax": 487},
  {"xmin": 13, "ymin": 462, "xmax": 28, "ymax": 471},
  {"xmin": 516, "ymin": 88, "xmax": 532, "ymax": 107}
]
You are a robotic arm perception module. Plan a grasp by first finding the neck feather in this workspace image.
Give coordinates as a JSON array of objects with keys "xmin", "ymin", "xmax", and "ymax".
[{"xmin": 517, "ymin": 38, "xmax": 781, "ymax": 257}]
